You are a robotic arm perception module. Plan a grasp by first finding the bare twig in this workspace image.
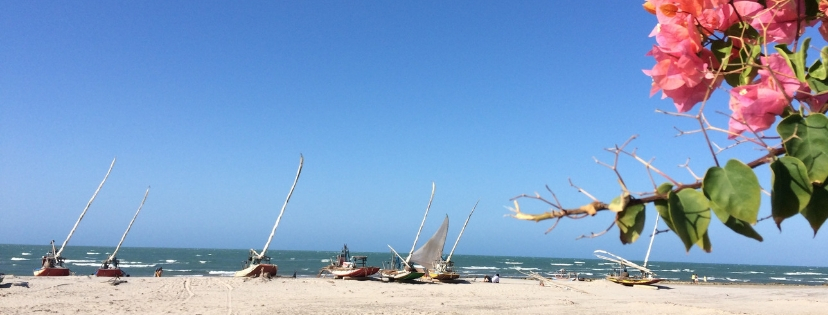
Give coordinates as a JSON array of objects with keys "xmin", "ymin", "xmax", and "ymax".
[{"xmin": 575, "ymin": 221, "xmax": 616, "ymax": 240}]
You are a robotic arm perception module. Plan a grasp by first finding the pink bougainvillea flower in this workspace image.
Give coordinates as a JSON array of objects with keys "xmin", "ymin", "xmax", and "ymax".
[
  {"xmin": 757, "ymin": 53, "xmax": 803, "ymax": 98},
  {"xmin": 645, "ymin": 46, "xmax": 721, "ymax": 112},
  {"xmin": 650, "ymin": 17, "xmax": 703, "ymax": 55},
  {"xmin": 728, "ymin": 83, "xmax": 790, "ymax": 138},
  {"xmin": 750, "ymin": 0, "xmax": 808, "ymax": 45},
  {"xmin": 793, "ymin": 85, "xmax": 828, "ymax": 113}
]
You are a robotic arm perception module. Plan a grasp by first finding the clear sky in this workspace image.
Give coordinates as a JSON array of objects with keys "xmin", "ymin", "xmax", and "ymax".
[{"xmin": 2, "ymin": 1, "xmax": 826, "ymax": 267}]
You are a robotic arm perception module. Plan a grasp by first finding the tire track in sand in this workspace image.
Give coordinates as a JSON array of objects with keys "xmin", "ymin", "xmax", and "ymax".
[{"xmin": 222, "ymin": 281, "xmax": 233, "ymax": 315}]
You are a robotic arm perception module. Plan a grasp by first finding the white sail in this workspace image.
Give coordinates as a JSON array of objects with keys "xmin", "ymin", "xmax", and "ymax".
[
  {"xmin": 258, "ymin": 155, "xmax": 303, "ymax": 260},
  {"xmin": 105, "ymin": 187, "xmax": 150, "ymax": 264},
  {"xmin": 56, "ymin": 157, "xmax": 116, "ymax": 258},
  {"xmin": 410, "ymin": 215, "xmax": 449, "ymax": 268}
]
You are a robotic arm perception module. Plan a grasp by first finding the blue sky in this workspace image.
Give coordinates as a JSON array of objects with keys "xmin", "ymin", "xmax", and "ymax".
[{"xmin": 2, "ymin": 1, "xmax": 827, "ymax": 267}]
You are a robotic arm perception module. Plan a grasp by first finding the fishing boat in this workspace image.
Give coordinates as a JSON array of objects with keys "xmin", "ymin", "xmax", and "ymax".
[
  {"xmin": 234, "ymin": 155, "xmax": 303, "ymax": 278},
  {"xmin": 380, "ymin": 183, "xmax": 436, "ymax": 282},
  {"xmin": 319, "ymin": 244, "xmax": 380, "ymax": 279},
  {"xmin": 34, "ymin": 158, "xmax": 116, "ymax": 277},
  {"xmin": 594, "ymin": 216, "xmax": 664, "ymax": 286},
  {"xmin": 423, "ymin": 201, "xmax": 478, "ymax": 281},
  {"xmin": 96, "ymin": 187, "xmax": 150, "ymax": 277}
]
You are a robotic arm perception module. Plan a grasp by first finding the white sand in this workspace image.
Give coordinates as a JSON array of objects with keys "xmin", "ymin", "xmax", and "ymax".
[{"xmin": 1, "ymin": 275, "xmax": 825, "ymax": 314}]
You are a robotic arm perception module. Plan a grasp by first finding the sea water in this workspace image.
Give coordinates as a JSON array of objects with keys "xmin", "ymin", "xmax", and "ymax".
[{"xmin": 2, "ymin": 244, "xmax": 827, "ymax": 285}]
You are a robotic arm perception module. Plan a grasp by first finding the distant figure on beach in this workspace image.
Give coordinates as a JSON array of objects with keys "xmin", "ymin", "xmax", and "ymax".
[
  {"xmin": 493, "ymin": 274, "xmax": 500, "ymax": 283},
  {"xmin": 483, "ymin": 275, "xmax": 491, "ymax": 282},
  {"xmin": 691, "ymin": 273, "xmax": 698, "ymax": 284},
  {"xmin": 155, "ymin": 266, "xmax": 163, "ymax": 277},
  {"xmin": 620, "ymin": 268, "xmax": 629, "ymax": 279}
]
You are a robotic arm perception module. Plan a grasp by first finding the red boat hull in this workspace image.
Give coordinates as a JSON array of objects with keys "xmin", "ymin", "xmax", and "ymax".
[
  {"xmin": 330, "ymin": 266, "xmax": 380, "ymax": 278},
  {"xmin": 95, "ymin": 268, "xmax": 125, "ymax": 277},
  {"xmin": 34, "ymin": 267, "xmax": 71, "ymax": 276}
]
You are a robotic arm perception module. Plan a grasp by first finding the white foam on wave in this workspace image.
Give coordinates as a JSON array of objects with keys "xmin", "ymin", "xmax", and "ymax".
[
  {"xmin": 172, "ymin": 275, "xmax": 203, "ymax": 277},
  {"xmin": 199, "ymin": 261, "xmax": 207, "ymax": 264},
  {"xmin": 119, "ymin": 264, "xmax": 156, "ymax": 268},
  {"xmin": 11, "ymin": 257, "xmax": 29, "ymax": 261},
  {"xmin": 167, "ymin": 269, "xmax": 192, "ymax": 272},
  {"xmin": 660, "ymin": 269, "xmax": 681, "ymax": 273},
  {"xmin": 731, "ymin": 271, "xmax": 764, "ymax": 274},
  {"xmin": 21, "ymin": 252, "xmax": 32, "ymax": 256},
  {"xmin": 682, "ymin": 269, "xmax": 694, "ymax": 272},
  {"xmin": 726, "ymin": 277, "xmax": 750, "ymax": 282},
  {"xmin": 209, "ymin": 271, "xmax": 235, "ymax": 276},
  {"xmin": 165, "ymin": 260, "xmax": 177, "ymax": 263},
  {"xmin": 550, "ymin": 263, "xmax": 573, "ymax": 266},
  {"xmin": 784, "ymin": 272, "xmax": 822, "ymax": 276},
  {"xmin": 321, "ymin": 259, "xmax": 330, "ymax": 263},
  {"xmin": 65, "ymin": 259, "xmax": 97, "ymax": 263},
  {"xmin": 504, "ymin": 262, "xmax": 522, "ymax": 265},
  {"xmin": 509, "ymin": 267, "xmax": 539, "ymax": 271},
  {"xmin": 574, "ymin": 261, "xmax": 585, "ymax": 264},
  {"xmin": 461, "ymin": 266, "xmax": 499, "ymax": 270},
  {"xmin": 72, "ymin": 262, "xmax": 101, "ymax": 267},
  {"xmin": 770, "ymin": 277, "xmax": 788, "ymax": 281},
  {"xmin": 87, "ymin": 252, "xmax": 99, "ymax": 255}
]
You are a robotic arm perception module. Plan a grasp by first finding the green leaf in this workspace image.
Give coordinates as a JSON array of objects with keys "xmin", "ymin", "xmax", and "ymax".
[
  {"xmin": 654, "ymin": 183, "xmax": 676, "ymax": 232},
  {"xmin": 771, "ymin": 156, "xmax": 813, "ymax": 228},
  {"xmin": 703, "ymin": 159, "xmax": 762, "ymax": 224},
  {"xmin": 775, "ymin": 38, "xmax": 809, "ymax": 83},
  {"xmin": 695, "ymin": 231, "xmax": 712, "ymax": 253},
  {"xmin": 740, "ymin": 44, "xmax": 762, "ymax": 86},
  {"xmin": 710, "ymin": 207, "xmax": 763, "ymax": 242},
  {"xmin": 616, "ymin": 202, "xmax": 645, "ymax": 245},
  {"xmin": 668, "ymin": 189, "xmax": 712, "ymax": 252},
  {"xmin": 711, "ymin": 39, "xmax": 733, "ymax": 71},
  {"xmin": 802, "ymin": 184, "xmax": 828, "ymax": 236},
  {"xmin": 777, "ymin": 113, "xmax": 828, "ymax": 184},
  {"xmin": 805, "ymin": 0, "xmax": 820, "ymax": 18},
  {"xmin": 806, "ymin": 47, "xmax": 828, "ymax": 93},
  {"xmin": 608, "ymin": 193, "xmax": 630, "ymax": 212}
]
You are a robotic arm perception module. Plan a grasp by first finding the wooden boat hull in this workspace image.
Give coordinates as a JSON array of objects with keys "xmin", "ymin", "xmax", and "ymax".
[
  {"xmin": 329, "ymin": 266, "xmax": 380, "ymax": 278},
  {"xmin": 607, "ymin": 276, "xmax": 663, "ymax": 286},
  {"xmin": 429, "ymin": 272, "xmax": 460, "ymax": 281},
  {"xmin": 34, "ymin": 267, "xmax": 71, "ymax": 276},
  {"xmin": 95, "ymin": 268, "xmax": 125, "ymax": 277},
  {"xmin": 381, "ymin": 270, "xmax": 424, "ymax": 281},
  {"xmin": 234, "ymin": 264, "xmax": 278, "ymax": 278}
]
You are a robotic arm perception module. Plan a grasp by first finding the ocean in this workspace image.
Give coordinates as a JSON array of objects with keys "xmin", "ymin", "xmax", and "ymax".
[{"xmin": 3, "ymin": 243, "xmax": 827, "ymax": 285}]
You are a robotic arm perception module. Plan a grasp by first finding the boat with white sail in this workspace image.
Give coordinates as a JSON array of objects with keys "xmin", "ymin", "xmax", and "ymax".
[
  {"xmin": 34, "ymin": 158, "xmax": 116, "ymax": 276},
  {"xmin": 234, "ymin": 155, "xmax": 303, "ymax": 278},
  {"xmin": 380, "ymin": 183, "xmax": 436, "ymax": 282},
  {"xmin": 96, "ymin": 187, "xmax": 150, "ymax": 277},
  {"xmin": 422, "ymin": 201, "xmax": 478, "ymax": 281}
]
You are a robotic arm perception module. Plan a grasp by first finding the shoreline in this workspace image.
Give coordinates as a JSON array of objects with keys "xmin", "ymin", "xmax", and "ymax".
[{"xmin": 2, "ymin": 275, "xmax": 826, "ymax": 314}]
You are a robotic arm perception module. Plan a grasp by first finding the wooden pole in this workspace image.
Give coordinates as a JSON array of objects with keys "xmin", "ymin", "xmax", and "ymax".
[
  {"xmin": 259, "ymin": 155, "xmax": 303, "ymax": 260},
  {"xmin": 446, "ymin": 200, "xmax": 478, "ymax": 263},
  {"xmin": 56, "ymin": 157, "xmax": 116, "ymax": 258},
  {"xmin": 106, "ymin": 186, "xmax": 150, "ymax": 264},
  {"xmin": 406, "ymin": 182, "xmax": 435, "ymax": 264}
]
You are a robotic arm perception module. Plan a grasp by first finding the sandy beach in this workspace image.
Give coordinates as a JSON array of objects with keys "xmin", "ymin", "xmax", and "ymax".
[{"xmin": 1, "ymin": 275, "xmax": 825, "ymax": 315}]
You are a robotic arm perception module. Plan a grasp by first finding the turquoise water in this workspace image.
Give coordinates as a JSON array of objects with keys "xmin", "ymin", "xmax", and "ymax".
[{"xmin": 2, "ymin": 244, "xmax": 827, "ymax": 285}]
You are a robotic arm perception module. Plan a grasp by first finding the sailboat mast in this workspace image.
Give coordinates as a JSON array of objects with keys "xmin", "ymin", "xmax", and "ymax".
[
  {"xmin": 258, "ymin": 155, "xmax": 303, "ymax": 260},
  {"xmin": 446, "ymin": 200, "xmax": 478, "ymax": 263},
  {"xmin": 106, "ymin": 187, "xmax": 150, "ymax": 264},
  {"xmin": 56, "ymin": 157, "xmax": 116, "ymax": 258},
  {"xmin": 406, "ymin": 182, "xmax": 435, "ymax": 263},
  {"xmin": 643, "ymin": 215, "xmax": 660, "ymax": 268}
]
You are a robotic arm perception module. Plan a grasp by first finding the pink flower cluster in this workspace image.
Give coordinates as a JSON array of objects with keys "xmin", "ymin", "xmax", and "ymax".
[{"xmin": 643, "ymin": 0, "xmax": 819, "ymax": 138}]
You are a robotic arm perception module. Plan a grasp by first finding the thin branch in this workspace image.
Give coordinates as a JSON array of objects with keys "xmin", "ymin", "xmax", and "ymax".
[{"xmin": 575, "ymin": 221, "xmax": 616, "ymax": 240}]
